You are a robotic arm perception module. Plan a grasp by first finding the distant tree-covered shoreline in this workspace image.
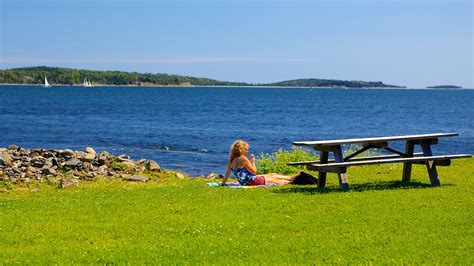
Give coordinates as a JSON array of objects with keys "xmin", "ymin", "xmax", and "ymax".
[
  {"xmin": 0, "ymin": 66, "xmax": 404, "ymax": 88},
  {"xmin": 267, "ymin": 78, "xmax": 403, "ymax": 88},
  {"xmin": 427, "ymin": 85, "xmax": 462, "ymax": 89}
]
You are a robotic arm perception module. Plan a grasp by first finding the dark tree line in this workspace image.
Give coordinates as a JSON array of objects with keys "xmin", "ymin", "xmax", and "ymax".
[
  {"xmin": 268, "ymin": 78, "xmax": 403, "ymax": 88},
  {"xmin": 0, "ymin": 66, "xmax": 247, "ymax": 86},
  {"xmin": 0, "ymin": 66, "xmax": 403, "ymax": 88}
]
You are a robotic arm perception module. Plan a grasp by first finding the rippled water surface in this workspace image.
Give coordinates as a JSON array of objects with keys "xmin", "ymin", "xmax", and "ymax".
[{"xmin": 1, "ymin": 85, "xmax": 473, "ymax": 175}]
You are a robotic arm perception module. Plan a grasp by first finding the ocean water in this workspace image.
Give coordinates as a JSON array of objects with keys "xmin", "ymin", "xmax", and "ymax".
[{"xmin": 0, "ymin": 85, "xmax": 473, "ymax": 175}]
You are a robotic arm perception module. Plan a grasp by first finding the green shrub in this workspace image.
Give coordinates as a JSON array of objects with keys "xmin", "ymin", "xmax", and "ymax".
[
  {"xmin": 110, "ymin": 161, "xmax": 127, "ymax": 171},
  {"xmin": 0, "ymin": 181, "xmax": 13, "ymax": 190},
  {"xmin": 256, "ymin": 146, "xmax": 319, "ymax": 175},
  {"xmin": 255, "ymin": 145, "xmax": 381, "ymax": 175}
]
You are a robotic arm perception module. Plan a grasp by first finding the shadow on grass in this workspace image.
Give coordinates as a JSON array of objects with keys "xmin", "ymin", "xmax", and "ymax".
[{"xmin": 273, "ymin": 181, "xmax": 454, "ymax": 195}]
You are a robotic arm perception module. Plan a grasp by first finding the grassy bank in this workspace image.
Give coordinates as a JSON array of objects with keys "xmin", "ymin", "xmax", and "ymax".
[{"xmin": 1, "ymin": 157, "xmax": 473, "ymax": 264}]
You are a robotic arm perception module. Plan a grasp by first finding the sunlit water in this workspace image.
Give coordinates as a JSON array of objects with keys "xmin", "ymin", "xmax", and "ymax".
[{"xmin": 1, "ymin": 85, "xmax": 472, "ymax": 175}]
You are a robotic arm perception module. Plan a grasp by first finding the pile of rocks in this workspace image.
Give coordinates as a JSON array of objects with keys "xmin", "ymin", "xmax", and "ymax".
[{"xmin": 0, "ymin": 145, "xmax": 161, "ymax": 185}]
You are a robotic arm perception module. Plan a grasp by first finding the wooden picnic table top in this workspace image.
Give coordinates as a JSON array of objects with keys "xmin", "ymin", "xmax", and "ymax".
[{"xmin": 293, "ymin": 132, "xmax": 458, "ymax": 147}]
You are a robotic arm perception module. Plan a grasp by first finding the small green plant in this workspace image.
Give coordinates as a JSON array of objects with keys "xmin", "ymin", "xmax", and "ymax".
[
  {"xmin": 0, "ymin": 181, "xmax": 14, "ymax": 191},
  {"xmin": 111, "ymin": 161, "xmax": 127, "ymax": 171},
  {"xmin": 256, "ymin": 146, "xmax": 319, "ymax": 175},
  {"xmin": 43, "ymin": 176, "xmax": 60, "ymax": 187},
  {"xmin": 110, "ymin": 160, "xmax": 139, "ymax": 174}
]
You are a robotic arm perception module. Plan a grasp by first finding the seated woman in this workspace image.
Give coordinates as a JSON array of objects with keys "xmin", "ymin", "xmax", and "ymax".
[{"xmin": 221, "ymin": 140, "xmax": 294, "ymax": 186}]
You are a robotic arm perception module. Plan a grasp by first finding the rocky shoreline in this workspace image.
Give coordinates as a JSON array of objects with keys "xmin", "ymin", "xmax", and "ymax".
[{"xmin": 0, "ymin": 145, "xmax": 179, "ymax": 189}]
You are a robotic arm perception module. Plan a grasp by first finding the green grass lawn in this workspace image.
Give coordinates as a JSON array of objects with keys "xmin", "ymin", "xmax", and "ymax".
[{"xmin": 1, "ymin": 159, "xmax": 473, "ymax": 264}]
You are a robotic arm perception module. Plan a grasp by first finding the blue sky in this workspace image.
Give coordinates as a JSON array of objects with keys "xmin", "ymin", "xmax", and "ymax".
[{"xmin": 1, "ymin": 0, "xmax": 472, "ymax": 87}]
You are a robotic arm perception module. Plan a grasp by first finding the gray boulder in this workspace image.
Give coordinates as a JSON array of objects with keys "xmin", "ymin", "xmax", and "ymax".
[
  {"xmin": 1, "ymin": 151, "xmax": 13, "ymax": 166},
  {"xmin": 85, "ymin": 147, "xmax": 96, "ymax": 154},
  {"xmin": 146, "ymin": 160, "xmax": 161, "ymax": 172},
  {"xmin": 98, "ymin": 151, "xmax": 110, "ymax": 164},
  {"xmin": 136, "ymin": 159, "xmax": 147, "ymax": 164},
  {"xmin": 85, "ymin": 173, "xmax": 94, "ymax": 179},
  {"xmin": 41, "ymin": 167, "xmax": 57, "ymax": 175},
  {"xmin": 117, "ymin": 154, "xmax": 131, "ymax": 161},
  {"xmin": 206, "ymin": 173, "xmax": 221, "ymax": 179},
  {"xmin": 7, "ymin": 144, "xmax": 19, "ymax": 151},
  {"xmin": 121, "ymin": 160, "xmax": 136, "ymax": 169},
  {"xmin": 83, "ymin": 153, "xmax": 96, "ymax": 162},
  {"xmin": 59, "ymin": 178, "xmax": 78, "ymax": 189},
  {"xmin": 126, "ymin": 175, "xmax": 149, "ymax": 182},
  {"xmin": 30, "ymin": 157, "xmax": 44, "ymax": 168},
  {"xmin": 97, "ymin": 165, "xmax": 108, "ymax": 175},
  {"xmin": 27, "ymin": 166, "xmax": 38, "ymax": 173},
  {"xmin": 43, "ymin": 159, "xmax": 53, "ymax": 168},
  {"xmin": 64, "ymin": 159, "xmax": 81, "ymax": 167},
  {"xmin": 19, "ymin": 148, "xmax": 30, "ymax": 155},
  {"xmin": 61, "ymin": 149, "xmax": 75, "ymax": 156}
]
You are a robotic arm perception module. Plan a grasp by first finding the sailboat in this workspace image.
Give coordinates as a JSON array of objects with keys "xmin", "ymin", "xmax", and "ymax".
[
  {"xmin": 83, "ymin": 78, "xmax": 93, "ymax": 87},
  {"xmin": 44, "ymin": 77, "xmax": 51, "ymax": 87}
]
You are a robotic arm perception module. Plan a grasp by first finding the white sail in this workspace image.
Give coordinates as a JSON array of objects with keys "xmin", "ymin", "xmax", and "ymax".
[
  {"xmin": 83, "ymin": 78, "xmax": 92, "ymax": 87},
  {"xmin": 44, "ymin": 77, "xmax": 51, "ymax": 87}
]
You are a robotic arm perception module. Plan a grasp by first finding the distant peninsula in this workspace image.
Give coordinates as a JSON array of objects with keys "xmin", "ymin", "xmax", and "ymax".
[
  {"xmin": 0, "ymin": 66, "xmax": 404, "ymax": 88},
  {"xmin": 427, "ymin": 85, "xmax": 462, "ymax": 89}
]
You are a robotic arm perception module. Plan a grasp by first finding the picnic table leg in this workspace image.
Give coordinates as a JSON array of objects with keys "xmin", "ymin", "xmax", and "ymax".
[
  {"xmin": 318, "ymin": 151, "xmax": 328, "ymax": 189},
  {"xmin": 402, "ymin": 140, "xmax": 415, "ymax": 183},
  {"xmin": 421, "ymin": 141, "xmax": 441, "ymax": 186},
  {"xmin": 334, "ymin": 147, "xmax": 349, "ymax": 191}
]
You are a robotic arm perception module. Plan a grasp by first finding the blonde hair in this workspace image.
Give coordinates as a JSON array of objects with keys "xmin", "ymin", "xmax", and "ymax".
[{"xmin": 229, "ymin": 140, "xmax": 248, "ymax": 163}]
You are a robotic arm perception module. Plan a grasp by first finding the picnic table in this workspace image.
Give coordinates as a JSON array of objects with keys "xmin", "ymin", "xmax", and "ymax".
[{"xmin": 288, "ymin": 133, "xmax": 472, "ymax": 191}]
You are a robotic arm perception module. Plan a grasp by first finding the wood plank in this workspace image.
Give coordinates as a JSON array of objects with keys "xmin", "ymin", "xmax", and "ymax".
[
  {"xmin": 383, "ymin": 146, "xmax": 408, "ymax": 157},
  {"xmin": 334, "ymin": 147, "xmax": 350, "ymax": 191},
  {"xmin": 310, "ymin": 161, "xmax": 450, "ymax": 171},
  {"xmin": 412, "ymin": 160, "xmax": 451, "ymax": 166},
  {"xmin": 310, "ymin": 165, "xmax": 347, "ymax": 173},
  {"xmin": 293, "ymin": 132, "xmax": 458, "ymax": 147},
  {"xmin": 287, "ymin": 152, "xmax": 425, "ymax": 166},
  {"xmin": 343, "ymin": 145, "xmax": 372, "ymax": 161},
  {"xmin": 366, "ymin": 142, "xmax": 388, "ymax": 148},
  {"xmin": 312, "ymin": 145, "xmax": 340, "ymax": 152},
  {"xmin": 312, "ymin": 161, "xmax": 453, "ymax": 173},
  {"xmin": 317, "ymin": 151, "xmax": 329, "ymax": 189},
  {"xmin": 421, "ymin": 142, "xmax": 440, "ymax": 186},
  {"xmin": 402, "ymin": 140, "xmax": 415, "ymax": 183},
  {"xmin": 310, "ymin": 154, "xmax": 472, "ymax": 168},
  {"xmin": 411, "ymin": 138, "xmax": 438, "ymax": 145}
]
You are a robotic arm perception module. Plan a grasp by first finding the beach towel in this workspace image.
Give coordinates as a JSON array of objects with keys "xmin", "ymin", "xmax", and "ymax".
[{"xmin": 207, "ymin": 182, "xmax": 278, "ymax": 189}]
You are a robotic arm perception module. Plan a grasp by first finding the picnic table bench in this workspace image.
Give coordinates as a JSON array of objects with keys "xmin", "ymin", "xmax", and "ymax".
[{"xmin": 288, "ymin": 133, "xmax": 472, "ymax": 191}]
